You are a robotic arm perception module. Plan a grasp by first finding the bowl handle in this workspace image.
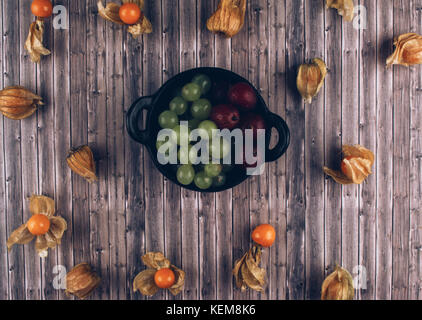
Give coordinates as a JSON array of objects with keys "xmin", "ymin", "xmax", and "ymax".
[
  {"xmin": 265, "ymin": 112, "xmax": 290, "ymax": 162},
  {"xmin": 126, "ymin": 96, "xmax": 153, "ymax": 145}
]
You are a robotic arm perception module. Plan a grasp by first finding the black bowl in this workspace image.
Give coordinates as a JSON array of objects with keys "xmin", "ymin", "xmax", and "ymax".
[{"xmin": 126, "ymin": 67, "xmax": 290, "ymax": 192}]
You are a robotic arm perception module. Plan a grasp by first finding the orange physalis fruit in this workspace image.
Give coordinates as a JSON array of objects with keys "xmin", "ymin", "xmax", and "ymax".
[
  {"xmin": 27, "ymin": 214, "xmax": 50, "ymax": 236},
  {"xmin": 31, "ymin": 0, "xmax": 53, "ymax": 18},
  {"xmin": 252, "ymin": 224, "xmax": 276, "ymax": 248},
  {"xmin": 119, "ymin": 3, "xmax": 142, "ymax": 25},
  {"xmin": 154, "ymin": 268, "xmax": 176, "ymax": 289}
]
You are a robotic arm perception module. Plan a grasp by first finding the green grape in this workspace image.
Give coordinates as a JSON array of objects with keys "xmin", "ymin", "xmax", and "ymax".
[
  {"xmin": 173, "ymin": 124, "xmax": 191, "ymax": 146},
  {"xmin": 158, "ymin": 110, "xmax": 178, "ymax": 129},
  {"xmin": 169, "ymin": 96, "xmax": 188, "ymax": 115},
  {"xmin": 204, "ymin": 163, "xmax": 222, "ymax": 178},
  {"xmin": 191, "ymin": 99, "xmax": 212, "ymax": 120},
  {"xmin": 194, "ymin": 171, "xmax": 213, "ymax": 190},
  {"xmin": 212, "ymin": 172, "xmax": 227, "ymax": 187},
  {"xmin": 198, "ymin": 120, "xmax": 218, "ymax": 140},
  {"xmin": 182, "ymin": 82, "xmax": 202, "ymax": 102},
  {"xmin": 192, "ymin": 74, "xmax": 212, "ymax": 95},
  {"xmin": 177, "ymin": 165, "xmax": 195, "ymax": 186}
]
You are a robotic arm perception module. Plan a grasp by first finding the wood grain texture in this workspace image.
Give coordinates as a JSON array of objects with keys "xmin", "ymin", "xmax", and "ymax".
[
  {"xmin": 285, "ymin": 0, "xmax": 305, "ymax": 300},
  {"xmin": 409, "ymin": 0, "xmax": 422, "ymax": 300},
  {"xmin": 162, "ymin": 0, "xmax": 181, "ymax": 302},
  {"xmin": 268, "ymin": 0, "xmax": 287, "ymax": 300},
  {"xmin": 324, "ymin": 0, "xmax": 343, "ymax": 288},
  {"xmin": 375, "ymin": 0, "xmax": 393, "ymax": 300},
  {"xmin": 358, "ymin": 0, "xmax": 377, "ymax": 300},
  {"xmin": 0, "ymin": 0, "xmax": 7, "ymax": 301},
  {"xmin": 0, "ymin": 0, "xmax": 421, "ymax": 300},
  {"xmin": 142, "ymin": 0, "xmax": 165, "ymax": 301},
  {"xmin": 19, "ymin": 0, "xmax": 41, "ymax": 300},
  {"xmin": 392, "ymin": 0, "xmax": 411, "ymax": 300},
  {"xmin": 304, "ymin": 0, "xmax": 325, "ymax": 300},
  {"xmin": 3, "ymin": 0, "xmax": 25, "ymax": 300}
]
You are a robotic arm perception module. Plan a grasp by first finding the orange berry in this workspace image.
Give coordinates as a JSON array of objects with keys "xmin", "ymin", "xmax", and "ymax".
[
  {"xmin": 31, "ymin": 0, "xmax": 53, "ymax": 18},
  {"xmin": 27, "ymin": 214, "xmax": 50, "ymax": 236},
  {"xmin": 252, "ymin": 224, "xmax": 276, "ymax": 247},
  {"xmin": 119, "ymin": 3, "xmax": 142, "ymax": 25},
  {"xmin": 154, "ymin": 268, "xmax": 175, "ymax": 289}
]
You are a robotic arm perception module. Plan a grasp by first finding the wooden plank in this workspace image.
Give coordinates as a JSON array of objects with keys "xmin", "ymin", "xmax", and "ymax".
[
  {"xmin": 341, "ymin": 7, "xmax": 360, "ymax": 300},
  {"xmin": 358, "ymin": 0, "xmax": 377, "ymax": 300},
  {"xmin": 52, "ymin": 0, "xmax": 73, "ymax": 300},
  {"xmin": 304, "ymin": 0, "xmax": 325, "ymax": 300},
  {"xmin": 324, "ymin": 0, "xmax": 343, "ymax": 289},
  {"xmin": 69, "ymin": 0, "xmax": 90, "ymax": 276},
  {"xmin": 197, "ymin": 0, "xmax": 217, "ymax": 300},
  {"xmin": 0, "ymin": 0, "xmax": 9, "ymax": 301},
  {"xmin": 33, "ymin": 4, "xmax": 57, "ymax": 300},
  {"xmin": 18, "ymin": 0, "xmax": 41, "ymax": 300},
  {"xmin": 231, "ymin": 0, "xmax": 251, "ymax": 301},
  {"xmin": 104, "ymin": 9, "xmax": 127, "ymax": 301},
  {"xmin": 375, "ymin": 0, "xmax": 393, "ymax": 300},
  {"xmin": 213, "ymin": 0, "xmax": 233, "ymax": 301},
  {"xmin": 162, "ymin": 0, "xmax": 181, "ymax": 302},
  {"xmin": 268, "ymin": 0, "xmax": 287, "ymax": 300},
  {"xmin": 392, "ymin": 0, "xmax": 411, "ymax": 300},
  {"xmin": 142, "ymin": 0, "xmax": 166, "ymax": 300},
  {"xmin": 122, "ymin": 9, "xmax": 146, "ymax": 303},
  {"xmin": 247, "ymin": 0, "xmax": 271, "ymax": 300},
  {"xmin": 285, "ymin": 0, "xmax": 305, "ymax": 300},
  {"xmin": 87, "ymin": 0, "xmax": 110, "ymax": 300},
  {"xmin": 3, "ymin": 0, "xmax": 25, "ymax": 300},
  {"xmin": 409, "ymin": 0, "xmax": 422, "ymax": 300},
  {"xmin": 179, "ymin": 0, "xmax": 200, "ymax": 301}
]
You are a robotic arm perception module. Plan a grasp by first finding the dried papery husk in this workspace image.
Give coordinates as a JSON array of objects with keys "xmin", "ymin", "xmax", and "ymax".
[
  {"xmin": 326, "ymin": 0, "xmax": 355, "ymax": 22},
  {"xmin": 0, "ymin": 86, "xmax": 44, "ymax": 120},
  {"xmin": 29, "ymin": 195, "xmax": 55, "ymax": 216},
  {"xmin": 233, "ymin": 245, "xmax": 266, "ymax": 292},
  {"xmin": 67, "ymin": 145, "xmax": 98, "ymax": 183},
  {"xmin": 133, "ymin": 269, "xmax": 159, "ymax": 296},
  {"xmin": 133, "ymin": 252, "xmax": 186, "ymax": 296},
  {"xmin": 7, "ymin": 195, "xmax": 67, "ymax": 258},
  {"xmin": 386, "ymin": 33, "xmax": 422, "ymax": 67},
  {"xmin": 207, "ymin": 0, "xmax": 247, "ymax": 38},
  {"xmin": 6, "ymin": 224, "xmax": 35, "ymax": 251},
  {"xmin": 324, "ymin": 144, "xmax": 374, "ymax": 185},
  {"xmin": 25, "ymin": 18, "xmax": 51, "ymax": 63},
  {"xmin": 66, "ymin": 263, "xmax": 101, "ymax": 299},
  {"xmin": 142, "ymin": 252, "xmax": 171, "ymax": 270},
  {"xmin": 169, "ymin": 265, "xmax": 185, "ymax": 296},
  {"xmin": 297, "ymin": 58, "xmax": 327, "ymax": 104},
  {"xmin": 321, "ymin": 265, "xmax": 354, "ymax": 300},
  {"xmin": 97, "ymin": 0, "xmax": 152, "ymax": 37}
]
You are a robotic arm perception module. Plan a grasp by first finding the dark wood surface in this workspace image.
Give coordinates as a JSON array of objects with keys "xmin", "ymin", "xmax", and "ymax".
[{"xmin": 0, "ymin": 0, "xmax": 421, "ymax": 300}]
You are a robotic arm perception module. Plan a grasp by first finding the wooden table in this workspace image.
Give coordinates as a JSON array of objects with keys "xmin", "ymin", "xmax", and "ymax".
[{"xmin": 0, "ymin": 0, "xmax": 421, "ymax": 300}]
